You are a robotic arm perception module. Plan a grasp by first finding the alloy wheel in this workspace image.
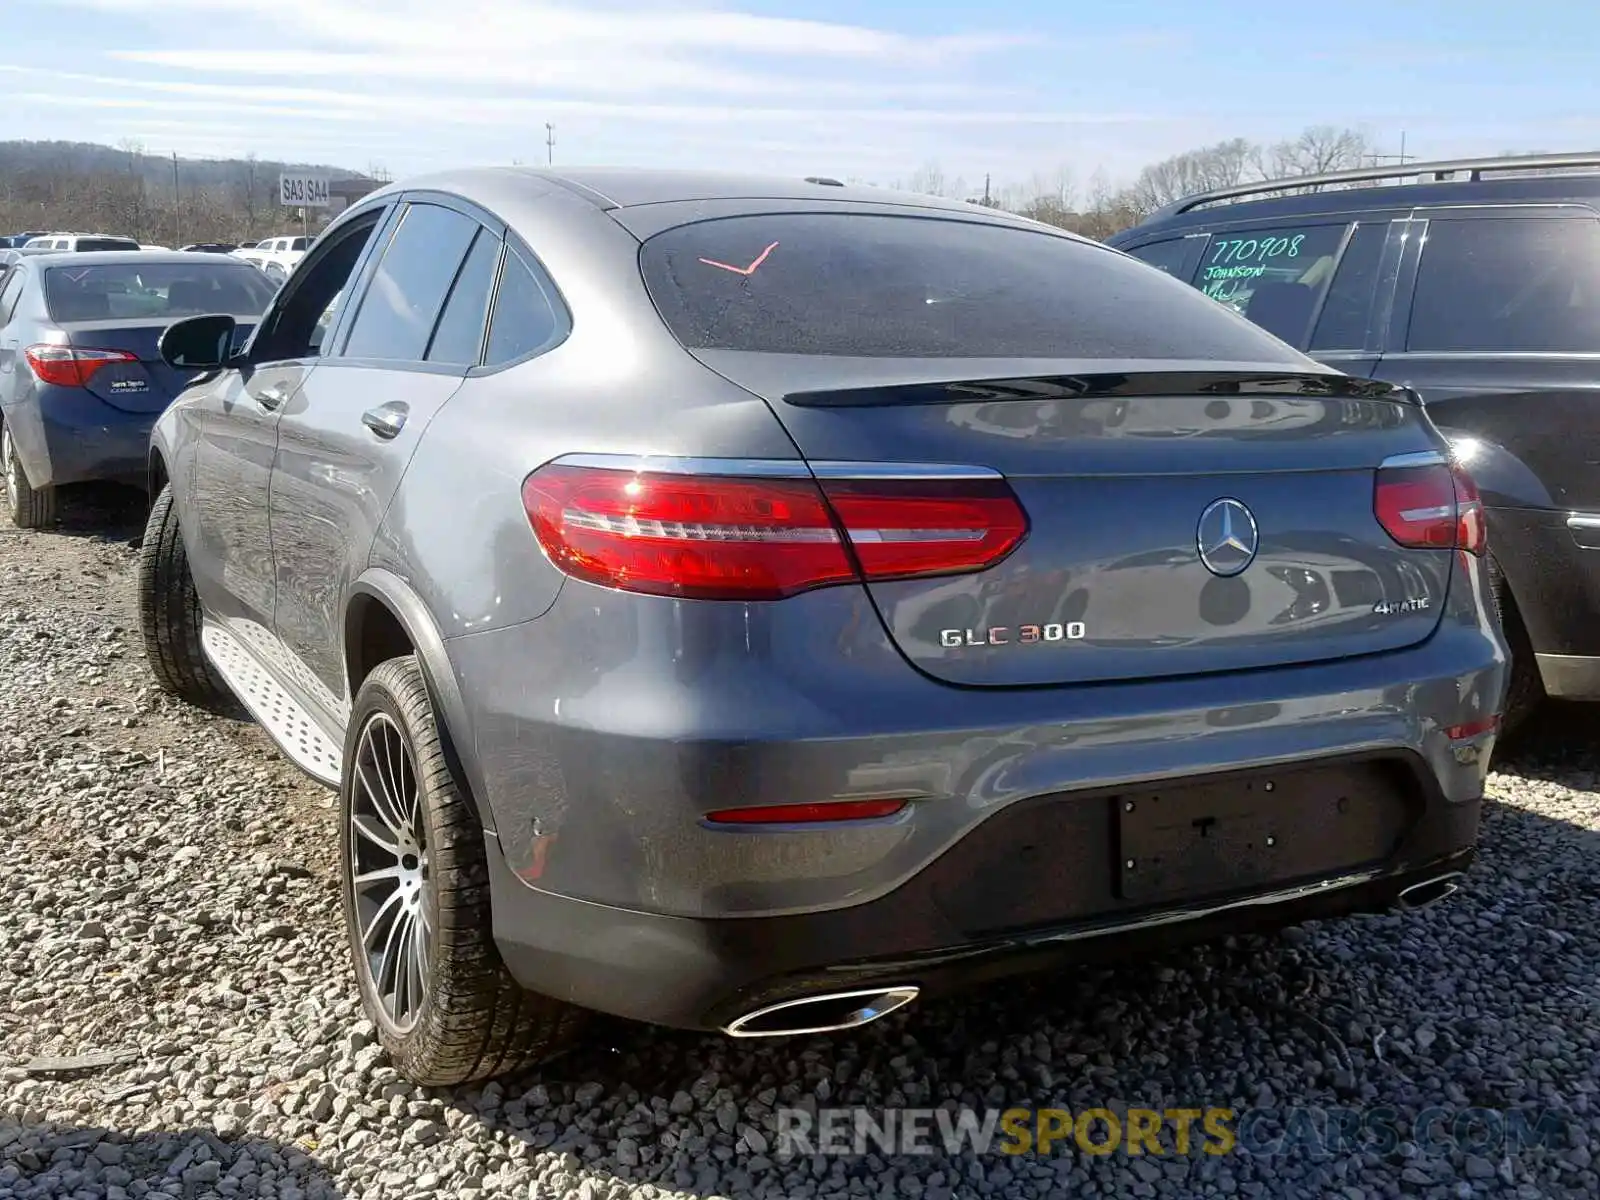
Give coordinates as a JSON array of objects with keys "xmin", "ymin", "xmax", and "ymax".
[
  {"xmin": 349, "ymin": 712, "xmax": 432, "ymax": 1031},
  {"xmin": 2, "ymin": 426, "xmax": 16, "ymax": 502}
]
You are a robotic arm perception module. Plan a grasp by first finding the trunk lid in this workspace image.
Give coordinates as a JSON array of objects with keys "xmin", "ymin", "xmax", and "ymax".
[
  {"xmin": 65, "ymin": 319, "xmax": 256, "ymax": 414},
  {"xmin": 700, "ymin": 353, "xmax": 1454, "ymax": 687}
]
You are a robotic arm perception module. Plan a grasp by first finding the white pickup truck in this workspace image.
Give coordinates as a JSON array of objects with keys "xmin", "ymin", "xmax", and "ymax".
[{"xmin": 234, "ymin": 235, "xmax": 311, "ymax": 283}]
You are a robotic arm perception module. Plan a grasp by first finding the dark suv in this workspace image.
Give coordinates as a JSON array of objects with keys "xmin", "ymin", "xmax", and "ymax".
[{"xmin": 1108, "ymin": 152, "xmax": 1600, "ymax": 732}]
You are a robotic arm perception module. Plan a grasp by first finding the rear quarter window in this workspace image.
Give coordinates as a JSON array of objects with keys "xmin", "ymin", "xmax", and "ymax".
[
  {"xmin": 1407, "ymin": 215, "xmax": 1600, "ymax": 353},
  {"xmin": 639, "ymin": 212, "xmax": 1310, "ymax": 361}
]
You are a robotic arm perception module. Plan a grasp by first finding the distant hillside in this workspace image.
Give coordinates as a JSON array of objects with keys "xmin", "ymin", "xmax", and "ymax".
[{"xmin": 0, "ymin": 139, "xmax": 380, "ymax": 244}]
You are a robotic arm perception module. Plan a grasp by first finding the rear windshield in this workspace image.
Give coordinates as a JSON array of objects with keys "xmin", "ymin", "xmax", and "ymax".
[
  {"xmin": 639, "ymin": 213, "xmax": 1308, "ymax": 361},
  {"xmin": 75, "ymin": 238, "xmax": 139, "ymax": 251},
  {"xmin": 44, "ymin": 262, "xmax": 277, "ymax": 322},
  {"xmin": 290, "ymin": 238, "xmax": 310, "ymax": 251}
]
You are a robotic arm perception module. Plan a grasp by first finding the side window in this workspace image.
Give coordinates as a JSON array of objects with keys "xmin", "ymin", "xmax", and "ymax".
[
  {"xmin": 1309, "ymin": 222, "xmax": 1388, "ymax": 351},
  {"xmin": 341, "ymin": 203, "xmax": 479, "ymax": 362},
  {"xmin": 1408, "ymin": 216, "xmax": 1600, "ymax": 353},
  {"xmin": 484, "ymin": 243, "xmax": 564, "ymax": 365},
  {"xmin": 426, "ymin": 228, "xmax": 502, "ymax": 364},
  {"xmin": 0, "ymin": 271, "xmax": 23, "ymax": 325},
  {"xmin": 1125, "ymin": 238, "xmax": 1195, "ymax": 279},
  {"xmin": 1196, "ymin": 224, "xmax": 1350, "ymax": 347},
  {"xmin": 251, "ymin": 210, "xmax": 384, "ymax": 363}
]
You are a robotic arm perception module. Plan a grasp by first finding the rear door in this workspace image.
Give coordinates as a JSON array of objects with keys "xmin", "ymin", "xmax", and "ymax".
[
  {"xmin": 269, "ymin": 194, "xmax": 516, "ymax": 712},
  {"xmin": 633, "ymin": 208, "xmax": 1457, "ymax": 687},
  {"xmin": 1372, "ymin": 204, "xmax": 1600, "ymax": 510}
]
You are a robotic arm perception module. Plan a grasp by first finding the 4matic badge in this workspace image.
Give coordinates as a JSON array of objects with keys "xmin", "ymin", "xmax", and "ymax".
[
  {"xmin": 940, "ymin": 622, "xmax": 1087, "ymax": 648},
  {"xmin": 1373, "ymin": 597, "xmax": 1430, "ymax": 615}
]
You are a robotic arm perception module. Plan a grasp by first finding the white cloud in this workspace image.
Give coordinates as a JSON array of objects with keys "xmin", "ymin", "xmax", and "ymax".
[{"xmin": 19, "ymin": 0, "xmax": 1164, "ymax": 179}]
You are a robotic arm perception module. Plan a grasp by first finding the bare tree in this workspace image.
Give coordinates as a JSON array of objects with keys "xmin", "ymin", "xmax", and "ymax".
[
  {"xmin": 1125, "ymin": 137, "xmax": 1262, "ymax": 216},
  {"xmin": 905, "ymin": 161, "xmax": 947, "ymax": 197},
  {"xmin": 1266, "ymin": 125, "xmax": 1371, "ymax": 183}
]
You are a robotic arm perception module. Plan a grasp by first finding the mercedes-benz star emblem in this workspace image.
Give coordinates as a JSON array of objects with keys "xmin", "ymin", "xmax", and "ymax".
[{"xmin": 1196, "ymin": 498, "xmax": 1259, "ymax": 578}]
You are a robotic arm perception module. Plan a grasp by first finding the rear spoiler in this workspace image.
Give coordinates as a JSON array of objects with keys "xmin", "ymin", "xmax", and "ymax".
[{"xmin": 783, "ymin": 370, "xmax": 1414, "ymax": 409}]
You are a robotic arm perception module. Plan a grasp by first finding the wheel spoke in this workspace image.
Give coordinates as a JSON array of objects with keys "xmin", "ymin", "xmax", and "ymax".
[
  {"xmin": 402, "ymin": 914, "xmax": 426, "ymax": 1019},
  {"xmin": 352, "ymin": 864, "xmax": 403, "ymax": 890},
  {"xmin": 356, "ymin": 760, "xmax": 405, "ymax": 838},
  {"xmin": 361, "ymin": 887, "xmax": 404, "ymax": 951},
  {"xmin": 377, "ymin": 725, "xmax": 404, "ymax": 824},
  {"xmin": 376, "ymin": 904, "xmax": 408, "ymax": 1000},
  {"xmin": 351, "ymin": 812, "xmax": 400, "ymax": 858}
]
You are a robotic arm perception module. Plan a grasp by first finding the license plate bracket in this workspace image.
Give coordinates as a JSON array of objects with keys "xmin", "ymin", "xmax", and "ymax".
[{"xmin": 1116, "ymin": 779, "xmax": 1287, "ymax": 904}]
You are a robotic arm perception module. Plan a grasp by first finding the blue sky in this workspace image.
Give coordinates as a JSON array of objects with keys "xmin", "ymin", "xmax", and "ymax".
[{"xmin": 3, "ymin": 0, "xmax": 1596, "ymax": 197}]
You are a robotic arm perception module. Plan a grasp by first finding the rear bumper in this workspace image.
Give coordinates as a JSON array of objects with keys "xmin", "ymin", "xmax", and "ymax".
[
  {"xmin": 451, "ymin": 550, "xmax": 1505, "ymax": 1029},
  {"xmin": 484, "ymin": 766, "xmax": 1480, "ymax": 1032},
  {"xmin": 8, "ymin": 389, "xmax": 153, "ymax": 489}
]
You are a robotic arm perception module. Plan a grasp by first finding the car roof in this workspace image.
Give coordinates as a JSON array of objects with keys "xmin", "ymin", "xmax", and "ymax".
[
  {"xmin": 1115, "ymin": 152, "xmax": 1600, "ymax": 242},
  {"xmin": 22, "ymin": 250, "xmax": 267, "ymax": 267},
  {"xmin": 380, "ymin": 165, "xmax": 1020, "ymax": 220}
]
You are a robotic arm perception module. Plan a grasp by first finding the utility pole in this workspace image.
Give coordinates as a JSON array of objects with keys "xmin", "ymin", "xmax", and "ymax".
[
  {"xmin": 1368, "ymin": 130, "xmax": 1413, "ymax": 168},
  {"xmin": 983, "ymin": 173, "xmax": 991, "ymax": 205},
  {"xmin": 545, "ymin": 123, "xmax": 555, "ymax": 165},
  {"xmin": 171, "ymin": 151, "xmax": 181, "ymax": 247}
]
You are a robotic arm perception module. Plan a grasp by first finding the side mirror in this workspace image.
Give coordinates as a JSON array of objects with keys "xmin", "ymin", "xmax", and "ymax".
[{"xmin": 159, "ymin": 313, "xmax": 238, "ymax": 370}]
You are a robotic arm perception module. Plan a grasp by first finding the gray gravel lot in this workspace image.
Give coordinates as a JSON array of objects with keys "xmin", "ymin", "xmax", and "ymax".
[{"xmin": 2, "ymin": 487, "xmax": 1599, "ymax": 1200}]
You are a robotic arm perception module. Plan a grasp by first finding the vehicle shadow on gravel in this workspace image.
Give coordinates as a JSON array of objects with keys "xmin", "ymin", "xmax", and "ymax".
[
  {"xmin": 1493, "ymin": 700, "xmax": 1600, "ymax": 779},
  {"xmin": 33, "ymin": 484, "xmax": 149, "ymax": 545},
  {"xmin": 0, "ymin": 1119, "xmax": 342, "ymax": 1199}
]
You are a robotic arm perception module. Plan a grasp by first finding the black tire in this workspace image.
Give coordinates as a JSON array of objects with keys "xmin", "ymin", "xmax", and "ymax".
[
  {"xmin": 1, "ymin": 420, "xmax": 56, "ymax": 529},
  {"xmin": 340, "ymin": 655, "xmax": 585, "ymax": 1086},
  {"xmin": 1488, "ymin": 554, "xmax": 1543, "ymax": 737},
  {"xmin": 136, "ymin": 483, "xmax": 234, "ymax": 711}
]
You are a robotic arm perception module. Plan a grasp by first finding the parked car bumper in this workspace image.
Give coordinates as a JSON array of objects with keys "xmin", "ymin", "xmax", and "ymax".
[
  {"xmin": 448, "ymin": 557, "xmax": 1506, "ymax": 1031},
  {"xmin": 6, "ymin": 389, "xmax": 153, "ymax": 489}
]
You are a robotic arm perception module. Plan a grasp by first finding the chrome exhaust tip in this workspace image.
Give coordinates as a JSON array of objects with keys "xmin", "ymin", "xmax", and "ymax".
[
  {"xmin": 723, "ymin": 986, "xmax": 920, "ymax": 1038},
  {"xmin": 1397, "ymin": 871, "xmax": 1465, "ymax": 911}
]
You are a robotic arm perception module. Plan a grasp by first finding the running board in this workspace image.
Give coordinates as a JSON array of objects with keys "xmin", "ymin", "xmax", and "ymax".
[{"xmin": 201, "ymin": 622, "xmax": 344, "ymax": 787}]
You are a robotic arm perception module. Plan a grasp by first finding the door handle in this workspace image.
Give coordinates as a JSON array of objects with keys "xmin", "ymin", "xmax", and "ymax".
[
  {"xmin": 361, "ymin": 402, "xmax": 409, "ymax": 439},
  {"xmin": 255, "ymin": 384, "xmax": 289, "ymax": 411}
]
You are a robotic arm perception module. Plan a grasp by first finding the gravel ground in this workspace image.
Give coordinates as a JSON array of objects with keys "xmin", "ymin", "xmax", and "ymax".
[{"xmin": 2, "ymin": 486, "xmax": 1599, "ymax": 1200}]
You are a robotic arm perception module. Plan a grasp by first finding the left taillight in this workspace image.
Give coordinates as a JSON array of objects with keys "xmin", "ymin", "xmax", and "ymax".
[
  {"xmin": 1374, "ymin": 457, "xmax": 1486, "ymax": 556},
  {"xmin": 520, "ymin": 461, "xmax": 1028, "ymax": 601},
  {"xmin": 24, "ymin": 345, "xmax": 138, "ymax": 388}
]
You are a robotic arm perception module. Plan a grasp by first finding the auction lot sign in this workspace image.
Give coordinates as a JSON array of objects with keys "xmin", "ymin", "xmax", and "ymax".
[{"xmin": 279, "ymin": 173, "xmax": 331, "ymax": 208}]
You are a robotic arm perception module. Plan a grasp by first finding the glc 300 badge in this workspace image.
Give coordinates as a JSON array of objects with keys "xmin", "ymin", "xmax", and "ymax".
[{"xmin": 940, "ymin": 622, "xmax": 1087, "ymax": 648}]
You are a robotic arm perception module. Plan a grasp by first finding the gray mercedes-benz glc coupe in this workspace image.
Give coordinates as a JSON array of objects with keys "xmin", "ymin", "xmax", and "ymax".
[{"xmin": 137, "ymin": 167, "xmax": 1508, "ymax": 1085}]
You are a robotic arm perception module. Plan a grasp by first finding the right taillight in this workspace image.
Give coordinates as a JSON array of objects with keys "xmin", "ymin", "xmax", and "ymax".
[
  {"xmin": 1374, "ymin": 458, "xmax": 1486, "ymax": 555},
  {"xmin": 520, "ymin": 460, "xmax": 1028, "ymax": 601}
]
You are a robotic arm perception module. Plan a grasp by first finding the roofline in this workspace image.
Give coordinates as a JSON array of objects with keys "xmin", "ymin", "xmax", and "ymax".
[{"xmin": 1151, "ymin": 150, "xmax": 1600, "ymax": 220}]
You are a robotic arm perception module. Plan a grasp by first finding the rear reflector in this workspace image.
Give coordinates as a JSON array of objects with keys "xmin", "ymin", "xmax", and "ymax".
[
  {"xmin": 521, "ymin": 462, "xmax": 1027, "ymax": 600},
  {"xmin": 1374, "ymin": 459, "xmax": 1486, "ymax": 555},
  {"xmin": 1445, "ymin": 715, "xmax": 1499, "ymax": 741},
  {"xmin": 24, "ymin": 345, "xmax": 138, "ymax": 388},
  {"xmin": 705, "ymin": 798, "xmax": 909, "ymax": 824}
]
